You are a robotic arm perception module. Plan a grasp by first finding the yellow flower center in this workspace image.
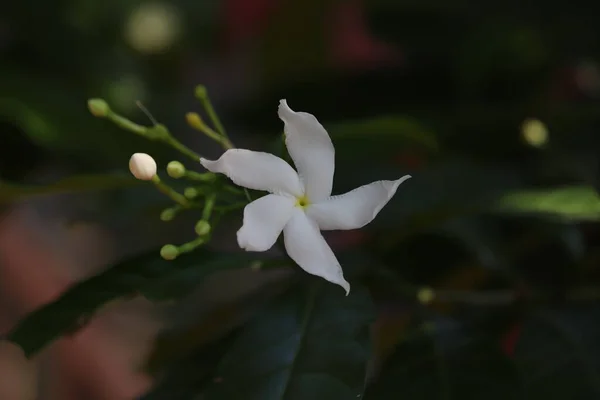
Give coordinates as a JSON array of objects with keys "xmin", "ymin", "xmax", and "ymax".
[{"xmin": 295, "ymin": 195, "xmax": 310, "ymax": 209}]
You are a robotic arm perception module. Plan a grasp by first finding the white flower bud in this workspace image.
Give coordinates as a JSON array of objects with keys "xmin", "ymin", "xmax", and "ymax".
[{"xmin": 129, "ymin": 153, "xmax": 157, "ymax": 181}]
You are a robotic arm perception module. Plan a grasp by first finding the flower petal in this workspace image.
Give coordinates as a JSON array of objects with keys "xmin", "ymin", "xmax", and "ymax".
[
  {"xmin": 283, "ymin": 208, "xmax": 350, "ymax": 294},
  {"xmin": 200, "ymin": 149, "xmax": 303, "ymax": 197},
  {"xmin": 237, "ymin": 194, "xmax": 296, "ymax": 252},
  {"xmin": 307, "ymin": 175, "xmax": 411, "ymax": 230},
  {"xmin": 278, "ymin": 99, "xmax": 335, "ymax": 202}
]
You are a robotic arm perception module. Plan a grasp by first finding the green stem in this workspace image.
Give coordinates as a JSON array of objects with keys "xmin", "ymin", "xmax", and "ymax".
[
  {"xmin": 200, "ymin": 123, "xmax": 233, "ymax": 149},
  {"xmin": 152, "ymin": 176, "xmax": 190, "ymax": 207},
  {"xmin": 185, "ymin": 170, "xmax": 215, "ymax": 182},
  {"xmin": 165, "ymin": 137, "xmax": 201, "ymax": 161},
  {"xmin": 198, "ymin": 90, "xmax": 228, "ymax": 138},
  {"xmin": 106, "ymin": 111, "xmax": 147, "ymax": 135},
  {"xmin": 202, "ymin": 193, "xmax": 216, "ymax": 220},
  {"xmin": 178, "ymin": 236, "xmax": 205, "ymax": 254},
  {"xmin": 215, "ymin": 202, "xmax": 247, "ymax": 212}
]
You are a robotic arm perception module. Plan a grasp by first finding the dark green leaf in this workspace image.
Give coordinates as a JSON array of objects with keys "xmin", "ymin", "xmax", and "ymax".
[
  {"xmin": 327, "ymin": 116, "xmax": 439, "ymax": 162},
  {"xmin": 495, "ymin": 186, "xmax": 600, "ymax": 220},
  {"xmin": 514, "ymin": 308, "xmax": 600, "ymax": 399},
  {"xmin": 203, "ymin": 281, "xmax": 375, "ymax": 400},
  {"xmin": 6, "ymin": 248, "xmax": 271, "ymax": 358},
  {"xmin": 334, "ymin": 159, "xmax": 522, "ymax": 231},
  {"xmin": 0, "ymin": 173, "xmax": 141, "ymax": 204},
  {"xmin": 0, "ymin": 69, "xmax": 167, "ymax": 166},
  {"xmin": 366, "ymin": 320, "xmax": 524, "ymax": 399}
]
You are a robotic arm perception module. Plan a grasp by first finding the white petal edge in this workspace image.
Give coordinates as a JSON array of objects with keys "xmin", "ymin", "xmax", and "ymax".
[
  {"xmin": 200, "ymin": 149, "xmax": 304, "ymax": 197},
  {"xmin": 306, "ymin": 175, "xmax": 412, "ymax": 231},
  {"xmin": 283, "ymin": 208, "xmax": 350, "ymax": 295},
  {"xmin": 237, "ymin": 194, "xmax": 296, "ymax": 252},
  {"xmin": 278, "ymin": 99, "xmax": 335, "ymax": 202}
]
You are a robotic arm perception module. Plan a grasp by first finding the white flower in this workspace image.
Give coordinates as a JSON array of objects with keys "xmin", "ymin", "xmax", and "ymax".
[{"xmin": 200, "ymin": 100, "xmax": 411, "ymax": 294}]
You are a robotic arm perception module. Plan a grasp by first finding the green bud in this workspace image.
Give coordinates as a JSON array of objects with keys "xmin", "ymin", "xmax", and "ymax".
[
  {"xmin": 88, "ymin": 98, "xmax": 110, "ymax": 117},
  {"xmin": 160, "ymin": 244, "xmax": 179, "ymax": 260},
  {"xmin": 417, "ymin": 287, "xmax": 435, "ymax": 304},
  {"xmin": 167, "ymin": 161, "xmax": 186, "ymax": 178},
  {"xmin": 160, "ymin": 208, "xmax": 176, "ymax": 221},
  {"xmin": 195, "ymin": 220, "xmax": 211, "ymax": 236},
  {"xmin": 194, "ymin": 85, "xmax": 207, "ymax": 99},
  {"xmin": 184, "ymin": 187, "xmax": 199, "ymax": 199},
  {"xmin": 186, "ymin": 112, "xmax": 205, "ymax": 130}
]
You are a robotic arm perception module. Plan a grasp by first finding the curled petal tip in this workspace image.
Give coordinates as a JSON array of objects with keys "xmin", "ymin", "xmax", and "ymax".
[
  {"xmin": 391, "ymin": 174, "xmax": 412, "ymax": 190},
  {"xmin": 278, "ymin": 99, "xmax": 293, "ymax": 118},
  {"xmin": 199, "ymin": 157, "xmax": 215, "ymax": 170},
  {"xmin": 342, "ymin": 281, "xmax": 351, "ymax": 296}
]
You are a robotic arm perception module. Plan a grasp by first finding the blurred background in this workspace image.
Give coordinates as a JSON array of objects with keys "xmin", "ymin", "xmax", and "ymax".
[{"xmin": 3, "ymin": 0, "xmax": 600, "ymax": 399}]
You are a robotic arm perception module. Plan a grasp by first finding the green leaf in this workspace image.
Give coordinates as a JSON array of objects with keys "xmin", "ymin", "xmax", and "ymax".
[
  {"xmin": 0, "ymin": 69, "xmax": 167, "ymax": 166},
  {"xmin": 366, "ymin": 321, "xmax": 524, "ymax": 400},
  {"xmin": 203, "ymin": 282, "xmax": 375, "ymax": 400},
  {"xmin": 514, "ymin": 308, "xmax": 600, "ymax": 399},
  {"xmin": 0, "ymin": 173, "xmax": 141, "ymax": 204},
  {"xmin": 495, "ymin": 186, "xmax": 600, "ymax": 220},
  {"xmin": 6, "ymin": 248, "xmax": 271, "ymax": 358},
  {"xmin": 334, "ymin": 159, "xmax": 521, "ymax": 232},
  {"xmin": 328, "ymin": 116, "xmax": 439, "ymax": 162}
]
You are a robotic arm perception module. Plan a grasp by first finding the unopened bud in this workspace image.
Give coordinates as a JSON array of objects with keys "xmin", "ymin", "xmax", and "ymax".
[
  {"xmin": 129, "ymin": 153, "xmax": 157, "ymax": 181},
  {"xmin": 194, "ymin": 85, "xmax": 207, "ymax": 99},
  {"xmin": 166, "ymin": 161, "xmax": 186, "ymax": 178},
  {"xmin": 521, "ymin": 118, "xmax": 548, "ymax": 148},
  {"xmin": 195, "ymin": 220, "xmax": 211, "ymax": 236},
  {"xmin": 417, "ymin": 287, "xmax": 435, "ymax": 304},
  {"xmin": 186, "ymin": 112, "xmax": 204, "ymax": 130},
  {"xmin": 160, "ymin": 244, "xmax": 178, "ymax": 260},
  {"xmin": 184, "ymin": 187, "xmax": 199, "ymax": 199},
  {"xmin": 250, "ymin": 261, "xmax": 262, "ymax": 271},
  {"xmin": 88, "ymin": 98, "xmax": 110, "ymax": 117},
  {"xmin": 160, "ymin": 208, "xmax": 176, "ymax": 221}
]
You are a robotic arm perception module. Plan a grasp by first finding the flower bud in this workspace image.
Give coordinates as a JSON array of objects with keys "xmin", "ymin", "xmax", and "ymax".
[
  {"xmin": 194, "ymin": 85, "xmax": 207, "ymax": 99},
  {"xmin": 185, "ymin": 112, "xmax": 205, "ymax": 130},
  {"xmin": 88, "ymin": 98, "xmax": 110, "ymax": 117},
  {"xmin": 417, "ymin": 287, "xmax": 435, "ymax": 305},
  {"xmin": 160, "ymin": 208, "xmax": 176, "ymax": 221},
  {"xmin": 129, "ymin": 153, "xmax": 157, "ymax": 181},
  {"xmin": 184, "ymin": 187, "xmax": 199, "ymax": 199},
  {"xmin": 521, "ymin": 118, "xmax": 548, "ymax": 148},
  {"xmin": 160, "ymin": 244, "xmax": 178, "ymax": 260},
  {"xmin": 167, "ymin": 161, "xmax": 186, "ymax": 178},
  {"xmin": 195, "ymin": 220, "xmax": 211, "ymax": 236}
]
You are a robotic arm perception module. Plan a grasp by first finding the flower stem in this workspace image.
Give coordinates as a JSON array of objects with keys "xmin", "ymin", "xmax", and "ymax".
[
  {"xmin": 195, "ymin": 86, "xmax": 229, "ymax": 137},
  {"xmin": 202, "ymin": 193, "xmax": 216, "ymax": 220},
  {"xmin": 178, "ymin": 236, "xmax": 206, "ymax": 254},
  {"xmin": 152, "ymin": 175, "xmax": 190, "ymax": 207},
  {"xmin": 106, "ymin": 111, "xmax": 147, "ymax": 136},
  {"xmin": 165, "ymin": 136, "xmax": 201, "ymax": 161}
]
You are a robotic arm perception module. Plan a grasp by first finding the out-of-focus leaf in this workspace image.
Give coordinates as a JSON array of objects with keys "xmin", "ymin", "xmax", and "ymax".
[
  {"xmin": 0, "ymin": 173, "xmax": 141, "ymax": 204},
  {"xmin": 141, "ymin": 333, "xmax": 239, "ymax": 400},
  {"xmin": 203, "ymin": 281, "xmax": 375, "ymax": 400},
  {"xmin": 6, "ymin": 248, "xmax": 275, "ymax": 358},
  {"xmin": 327, "ymin": 116, "xmax": 439, "ymax": 162},
  {"xmin": 514, "ymin": 307, "xmax": 600, "ymax": 399},
  {"xmin": 0, "ymin": 70, "xmax": 164, "ymax": 166},
  {"xmin": 334, "ymin": 159, "xmax": 522, "ymax": 232},
  {"xmin": 496, "ymin": 186, "xmax": 600, "ymax": 220},
  {"xmin": 366, "ymin": 320, "xmax": 524, "ymax": 399}
]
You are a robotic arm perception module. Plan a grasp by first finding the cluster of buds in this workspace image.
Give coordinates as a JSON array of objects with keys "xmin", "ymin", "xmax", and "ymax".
[{"xmin": 87, "ymin": 86, "xmax": 246, "ymax": 260}]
